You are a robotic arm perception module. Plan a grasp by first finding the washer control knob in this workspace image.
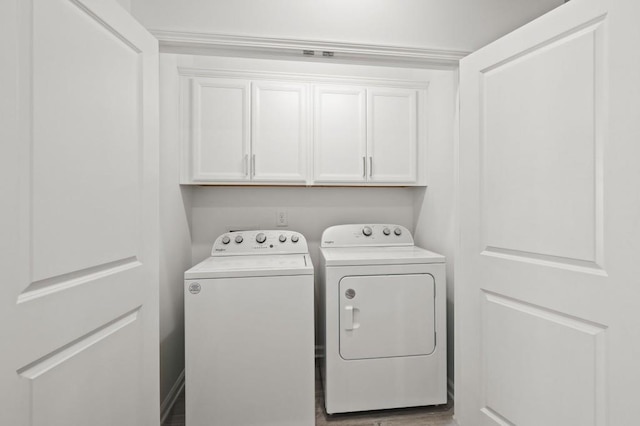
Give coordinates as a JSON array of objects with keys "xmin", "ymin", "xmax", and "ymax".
[
  {"xmin": 256, "ymin": 233, "xmax": 267, "ymax": 244},
  {"xmin": 394, "ymin": 227, "xmax": 402, "ymax": 236},
  {"xmin": 222, "ymin": 236, "xmax": 231, "ymax": 244},
  {"xmin": 383, "ymin": 227, "xmax": 391, "ymax": 236},
  {"xmin": 362, "ymin": 226, "xmax": 373, "ymax": 237},
  {"xmin": 235, "ymin": 235, "xmax": 244, "ymax": 244},
  {"xmin": 291, "ymin": 235, "xmax": 300, "ymax": 243},
  {"xmin": 279, "ymin": 234, "xmax": 287, "ymax": 243}
]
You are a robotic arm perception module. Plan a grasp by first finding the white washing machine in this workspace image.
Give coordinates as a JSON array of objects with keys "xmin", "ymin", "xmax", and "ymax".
[
  {"xmin": 184, "ymin": 230, "xmax": 315, "ymax": 426},
  {"xmin": 319, "ymin": 224, "xmax": 447, "ymax": 414}
]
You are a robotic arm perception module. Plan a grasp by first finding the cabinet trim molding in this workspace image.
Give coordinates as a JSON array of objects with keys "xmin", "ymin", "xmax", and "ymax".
[
  {"xmin": 178, "ymin": 66, "xmax": 429, "ymax": 90},
  {"xmin": 154, "ymin": 29, "xmax": 469, "ymax": 69}
]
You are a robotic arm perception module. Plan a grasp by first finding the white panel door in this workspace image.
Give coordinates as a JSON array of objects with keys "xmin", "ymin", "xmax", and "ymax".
[
  {"xmin": 313, "ymin": 85, "xmax": 367, "ymax": 183},
  {"xmin": 0, "ymin": 0, "xmax": 159, "ymax": 425},
  {"xmin": 367, "ymin": 88, "xmax": 418, "ymax": 184},
  {"xmin": 188, "ymin": 77, "xmax": 251, "ymax": 182},
  {"xmin": 252, "ymin": 81, "xmax": 308, "ymax": 182},
  {"xmin": 457, "ymin": 1, "xmax": 640, "ymax": 425},
  {"xmin": 339, "ymin": 274, "xmax": 435, "ymax": 360}
]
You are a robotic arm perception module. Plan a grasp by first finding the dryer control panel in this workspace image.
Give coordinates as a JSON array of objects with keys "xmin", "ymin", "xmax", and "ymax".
[
  {"xmin": 211, "ymin": 230, "xmax": 309, "ymax": 256},
  {"xmin": 321, "ymin": 224, "xmax": 414, "ymax": 248}
]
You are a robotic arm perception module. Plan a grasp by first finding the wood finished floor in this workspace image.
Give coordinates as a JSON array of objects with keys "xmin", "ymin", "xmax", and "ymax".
[{"xmin": 163, "ymin": 366, "xmax": 457, "ymax": 426}]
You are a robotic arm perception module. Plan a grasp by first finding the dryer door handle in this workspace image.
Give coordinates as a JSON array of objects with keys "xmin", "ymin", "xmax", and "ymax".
[{"xmin": 343, "ymin": 305, "xmax": 360, "ymax": 331}]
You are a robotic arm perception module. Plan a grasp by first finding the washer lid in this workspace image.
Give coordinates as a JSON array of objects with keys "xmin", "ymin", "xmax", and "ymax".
[
  {"xmin": 321, "ymin": 246, "xmax": 445, "ymax": 266},
  {"xmin": 185, "ymin": 254, "xmax": 313, "ymax": 279}
]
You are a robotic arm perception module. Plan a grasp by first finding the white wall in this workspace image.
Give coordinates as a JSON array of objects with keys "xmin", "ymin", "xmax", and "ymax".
[
  {"xmin": 159, "ymin": 55, "xmax": 193, "ymax": 406},
  {"xmin": 191, "ymin": 187, "xmax": 415, "ymax": 266},
  {"xmin": 132, "ymin": 0, "xmax": 563, "ymax": 52},
  {"xmin": 414, "ymin": 70, "xmax": 458, "ymax": 389}
]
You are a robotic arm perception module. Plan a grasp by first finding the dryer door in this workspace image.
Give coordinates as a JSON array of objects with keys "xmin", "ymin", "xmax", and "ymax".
[{"xmin": 339, "ymin": 274, "xmax": 435, "ymax": 360}]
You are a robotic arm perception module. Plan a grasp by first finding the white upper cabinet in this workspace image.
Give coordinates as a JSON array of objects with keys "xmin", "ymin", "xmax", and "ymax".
[
  {"xmin": 313, "ymin": 85, "xmax": 367, "ymax": 183},
  {"xmin": 367, "ymin": 88, "xmax": 417, "ymax": 183},
  {"xmin": 252, "ymin": 82, "xmax": 308, "ymax": 183},
  {"xmin": 180, "ymin": 70, "xmax": 426, "ymax": 186},
  {"xmin": 313, "ymin": 85, "xmax": 420, "ymax": 185},
  {"xmin": 188, "ymin": 77, "xmax": 251, "ymax": 182}
]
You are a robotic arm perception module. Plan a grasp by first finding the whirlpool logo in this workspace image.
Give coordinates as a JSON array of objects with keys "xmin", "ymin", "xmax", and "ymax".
[{"xmin": 188, "ymin": 283, "xmax": 201, "ymax": 295}]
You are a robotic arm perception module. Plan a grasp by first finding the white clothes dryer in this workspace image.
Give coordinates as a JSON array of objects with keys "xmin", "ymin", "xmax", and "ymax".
[
  {"xmin": 184, "ymin": 230, "xmax": 315, "ymax": 426},
  {"xmin": 319, "ymin": 224, "xmax": 447, "ymax": 414}
]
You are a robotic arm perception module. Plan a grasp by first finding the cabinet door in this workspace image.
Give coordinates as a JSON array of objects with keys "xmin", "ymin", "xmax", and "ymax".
[
  {"xmin": 313, "ymin": 85, "xmax": 367, "ymax": 183},
  {"xmin": 252, "ymin": 82, "xmax": 308, "ymax": 182},
  {"xmin": 367, "ymin": 88, "xmax": 418, "ymax": 183},
  {"xmin": 189, "ymin": 77, "xmax": 250, "ymax": 182}
]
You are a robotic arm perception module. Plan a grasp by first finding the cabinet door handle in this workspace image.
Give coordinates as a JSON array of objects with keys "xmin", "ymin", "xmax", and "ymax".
[
  {"xmin": 252, "ymin": 154, "xmax": 256, "ymax": 176},
  {"xmin": 369, "ymin": 156, "xmax": 373, "ymax": 177},
  {"xmin": 244, "ymin": 154, "xmax": 249, "ymax": 176},
  {"xmin": 362, "ymin": 156, "xmax": 366, "ymax": 178}
]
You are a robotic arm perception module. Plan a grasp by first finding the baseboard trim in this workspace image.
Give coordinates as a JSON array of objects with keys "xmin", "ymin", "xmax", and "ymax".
[
  {"xmin": 447, "ymin": 377, "xmax": 455, "ymax": 401},
  {"xmin": 160, "ymin": 369, "xmax": 185, "ymax": 424}
]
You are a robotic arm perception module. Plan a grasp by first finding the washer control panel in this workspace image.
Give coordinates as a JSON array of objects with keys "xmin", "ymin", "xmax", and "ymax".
[
  {"xmin": 321, "ymin": 224, "xmax": 413, "ymax": 248},
  {"xmin": 212, "ymin": 230, "xmax": 308, "ymax": 255}
]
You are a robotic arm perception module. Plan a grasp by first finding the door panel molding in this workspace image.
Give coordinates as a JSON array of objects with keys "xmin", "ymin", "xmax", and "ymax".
[
  {"xmin": 67, "ymin": 0, "xmax": 143, "ymax": 53},
  {"xmin": 30, "ymin": 0, "xmax": 150, "ymax": 284},
  {"xmin": 477, "ymin": 15, "xmax": 606, "ymax": 76},
  {"xmin": 17, "ymin": 308, "xmax": 143, "ymax": 426},
  {"xmin": 17, "ymin": 307, "xmax": 140, "ymax": 379},
  {"xmin": 480, "ymin": 247, "xmax": 607, "ymax": 276},
  {"xmin": 482, "ymin": 291, "xmax": 607, "ymax": 426},
  {"xmin": 483, "ymin": 291, "xmax": 607, "ymax": 334},
  {"xmin": 478, "ymin": 16, "xmax": 606, "ymax": 269},
  {"xmin": 480, "ymin": 407, "xmax": 515, "ymax": 426},
  {"xmin": 18, "ymin": 257, "xmax": 142, "ymax": 304}
]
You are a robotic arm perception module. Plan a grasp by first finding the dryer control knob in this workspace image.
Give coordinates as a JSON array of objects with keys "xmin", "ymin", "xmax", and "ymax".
[
  {"xmin": 383, "ymin": 227, "xmax": 391, "ymax": 236},
  {"xmin": 362, "ymin": 226, "xmax": 373, "ymax": 237},
  {"xmin": 279, "ymin": 234, "xmax": 287, "ymax": 243},
  {"xmin": 291, "ymin": 235, "xmax": 300, "ymax": 243},
  {"xmin": 235, "ymin": 235, "xmax": 244, "ymax": 244},
  {"xmin": 256, "ymin": 233, "xmax": 267, "ymax": 244},
  {"xmin": 394, "ymin": 227, "xmax": 402, "ymax": 236},
  {"xmin": 222, "ymin": 236, "xmax": 231, "ymax": 244}
]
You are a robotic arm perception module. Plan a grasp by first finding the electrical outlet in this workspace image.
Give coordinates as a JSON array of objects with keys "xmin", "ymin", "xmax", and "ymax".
[{"xmin": 276, "ymin": 209, "xmax": 288, "ymax": 227}]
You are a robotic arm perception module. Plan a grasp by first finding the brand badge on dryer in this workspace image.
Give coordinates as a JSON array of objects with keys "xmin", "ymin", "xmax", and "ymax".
[{"xmin": 188, "ymin": 282, "xmax": 201, "ymax": 294}]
